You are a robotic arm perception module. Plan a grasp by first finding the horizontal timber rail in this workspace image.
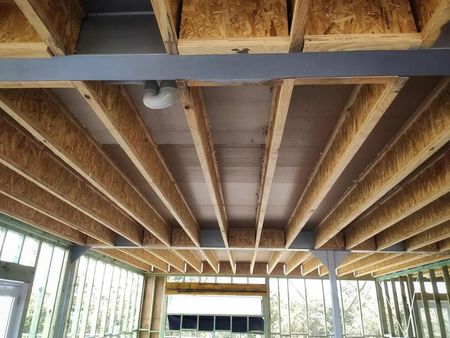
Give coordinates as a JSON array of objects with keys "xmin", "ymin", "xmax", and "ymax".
[{"xmin": 0, "ymin": 50, "xmax": 450, "ymax": 82}]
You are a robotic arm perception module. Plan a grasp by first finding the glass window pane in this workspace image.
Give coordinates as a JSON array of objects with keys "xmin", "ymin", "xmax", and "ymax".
[
  {"xmin": 288, "ymin": 279, "xmax": 307, "ymax": 334},
  {"xmin": 19, "ymin": 237, "xmax": 40, "ymax": 267},
  {"xmin": 1, "ymin": 230, "xmax": 24, "ymax": 263},
  {"xmin": 340, "ymin": 280, "xmax": 363, "ymax": 336},
  {"xmin": 269, "ymin": 278, "xmax": 280, "ymax": 334},
  {"xmin": 185, "ymin": 276, "xmax": 200, "ymax": 283},
  {"xmin": 39, "ymin": 247, "xmax": 67, "ymax": 337},
  {"xmin": 200, "ymin": 276, "xmax": 215, "ymax": 283},
  {"xmin": 305, "ymin": 279, "xmax": 326, "ymax": 336},
  {"xmin": 232, "ymin": 277, "xmax": 248, "ymax": 284},
  {"xmin": 0, "ymin": 227, "xmax": 6, "ymax": 254},
  {"xmin": 248, "ymin": 278, "xmax": 265, "ymax": 285},
  {"xmin": 278, "ymin": 279, "xmax": 289, "ymax": 335},
  {"xmin": 360, "ymin": 281, "xmax": 382, "ymax": 335},
  {"xmin": 22, "ymin": 243, "xmax": 54, "ymax": 336}
]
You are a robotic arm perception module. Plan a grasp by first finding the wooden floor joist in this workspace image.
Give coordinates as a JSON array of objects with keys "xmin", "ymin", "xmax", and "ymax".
[
  {"xmin": 0, "ymin": 194, "xmax": 87, "ymax": 245},
  {"xmin": 177, "ymin": 82, "xmax": 234, "ymax": 272},
  {"xmin": 0, "ymin": 164, "xmax": 117, "ymax": 245},
  {"xmin": 122, "ymin": 249, "xmax": 169, "ymax": 272},
  {"xmin": 0, "ymin": 114, "xmax": 145, "ymax": 245},
  {"xmin": 14, "ymin": 0, "xmax": 85, "ymax": 56},
  {"xmin": 0, "ymin": 88, "xmax": 172, "ymax": 245},
  {"xmin": 345, "ymin": 150, "xmax": 450, "ymax": 248},
  {"xmin": 373, "ymin": 252, "xmax": 450, "ymax": 277},
  {"xmin": 289, "ymin": 0, "xmax": 311, "ymax": 52},
  {"xmin": 355, "ymin": 254, "xmax": 427, "ymax": 277},
  {"xmin": 337, "ymin": 253, "xmax": 391, "ymax": 277},
  {"xmin": 285, "ymin": 79, "xmax": 405, "ymax": 248},
  {"xmin": 73, "ymin": 81, "xmax": 200, "ymax": 247},
  {"xmin": 284, "ymin": 251, "xmax": 310, "ymax": 275},
  {"xmin": 149, "ymin": 0, "xmax": 180, "ymax": 54},
  {"xmin": 316, "ymin": 79, "xmax": 450, "ymax": 248},
  {"xmin": 94, "ymin": 249, "xmax": 152, "ymax": 272},
  {"xmin": 338, "ymin": 253, "xmax": 372, "ymax": 270},
  {"xmin": 376, "ymin": 194, "xmax": 450, "ymax": 250},
  {"xmin": 251, "ymin": 79, "xmax": 295, "ymax": 273},
  {"xmin": 0, "ymin": 173, "xmax": 159, "ymax": 271},
  {"xmin": 268, "ymin": 251, "xmax": 285, "ymax": 274},
  {"xmin": 410, "ymin": 0, "xmax": 450, "ymax": 47},
  {"xmin": 301, "ymin": 255, "xmax": 322, "ymax": 276},
  {"xmin": 173, "ymin": 249, "xmax": 203, "ymax": 273},
  {"xmin": 406, "ymin": 220, "xmax": 450, "ymax": 251},
  {"xmin": 439, "ymin": 238, "xmax": 450, "ymax": 252}
]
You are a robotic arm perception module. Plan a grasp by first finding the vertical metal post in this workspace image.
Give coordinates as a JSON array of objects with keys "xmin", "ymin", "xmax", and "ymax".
[
  {"xmin": 383, "ymin": 280, "xmax": 396, "ymax": 336},
  {"xmin": 442, "ymin": 266, "xmax": 450, "ymax": 302},
  {"xmin": 54, "ymin": 249, "xmax": 78, "ymax": 338},
  {"xmin": 418, "ymin": 271, "xmax": 434, "ymax": 338},
  {"xmin": 429, "ymin": 269, "xmax": 446, "ymax": 337},
  {"xmin": 327, "ymin": 251, "xmax": 344, "ymax": 338},
  {"xmin": 399, "ymin": 276, "xmax": 414, "ymax": 338},
  {"xmin": 407, "ymin": 274, "xmax": 423, "ymax": 338},
  {"xmin": 375, "ymin": 280, "xmax": 389, "ymax": 336}
]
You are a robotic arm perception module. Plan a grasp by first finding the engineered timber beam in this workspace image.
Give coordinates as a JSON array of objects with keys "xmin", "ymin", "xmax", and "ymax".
[
  {"xmin": 285, "ymin": 79, "xmax": 405, "ymax": 248},
  {"xmin": 165, "ymin": 282, "xmax": 267, "ymax": 296},
  {"xmin": 73, "ymin": 81, "xmax": 200, "ymax": 247},
  {"xmin": 0, "ymin": 164, "xmax": 117, "ymax": 245},
  {"xmin": 13, "ymin": 0, "xmax": 84, "ymax": 55},
  {"xmin": 338, "ymin": 253, "xmax": 372, "ymax": 269},
  {"xmin": 345, "ymin": 150, "xmax": 450, "ymax": 248},
  {"xmin": 406, "ymin": 220, "xmax": 450, "ymax": 251},
  {"xmin": 410, "ymin": 0, "xmax": 450, "ymax": 47},
  {"xmin": 376, "ymin": 194, "xmax": 450, "ymax": 250},
  {"xmin": 268, "ymin": 251, "xmax": 285, "ymax": 274},
  {"xmin": 251, "ymin": 79, "xmax": 295, "ymax": 273},
  {"xmin": 373, "ymin": 252, "xmax": 450, "ymax": 277},
  {"xmin": 0, "ymin": 194, "xmax": 86, "ymax": 245},
  {"xmin": 177, "ymin": 82, "xmax": 233, "ymax": 273},
  {"xmin": 0, "ymin": 114, "xmax": 144, "ymax": 245},
  {"xmin": 284, "ymin": 251, "xmax": 310, "ymax": 275},
  {"xmin": 316, "ymin": 79, "xmax": 450, "ymax": 248},
  {"xmin": 0, "ymin": 88, "xmax": 171, "ymax": 245}
]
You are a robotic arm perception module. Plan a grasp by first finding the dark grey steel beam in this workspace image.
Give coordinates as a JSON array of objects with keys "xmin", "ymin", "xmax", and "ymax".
[{"xmin": 0, "ymin": 49, "xmax": 449, "ymax": 82}]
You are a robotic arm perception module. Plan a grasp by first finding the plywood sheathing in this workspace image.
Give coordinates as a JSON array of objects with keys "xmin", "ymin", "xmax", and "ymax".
[
  {"xmin": 178, "ymin": 0, "xmax": 290, "ymax": 54},
  {"xmin": 315, "ymin": 80, "xmax": 450, "ymax": 248},
  {"xmin": 304, "ymin": 0, "xmax": 421, "ymax": 51},
  {"xmin": 0, "ymin": 2, "xmax": 49, "ymax": 57}
]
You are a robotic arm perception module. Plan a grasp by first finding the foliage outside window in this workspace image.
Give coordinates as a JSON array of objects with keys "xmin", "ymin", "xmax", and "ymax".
[
  {"xmin": 269, "ymin": 278, "xmax": 382, "ymax": 338},
  {"xmin": 64, "ymin": 255, "xmax": 144, "ymax": 338}
]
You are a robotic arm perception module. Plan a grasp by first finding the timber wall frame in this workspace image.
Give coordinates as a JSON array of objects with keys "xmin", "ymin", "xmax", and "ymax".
[{"xmin": 0, "ymin": 0, "xmax": 449, "ymax": 278}]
